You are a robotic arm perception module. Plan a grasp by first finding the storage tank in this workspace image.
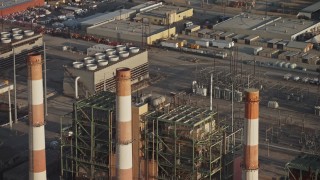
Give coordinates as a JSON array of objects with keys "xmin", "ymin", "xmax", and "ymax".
[
  {"xmin": 12, "ymin": 28, "xmax": 22, "ymax": 34},
  {"xmin": 268, "ymin": 101, "xmax": 279, "ymax": 108},
  {"xmin": 1, "ymin": 38, "xmax": 11, "ymax": 43},
  {"xmin": 284, "ymin": 62, "xmax": 290, "ymax": 68},
  {"xmin": 24, "ymin": 30, "xmax": 34, "ymax": 36},
  {"xmin": 73, "ymin": 62, "xmax": 84, "ymax": 69},
  {"xmin": 12, "ymin": 34, "xmax": 23, "ymax": 40},
  {"xmin": 116, "ymin": 45, "xmax": 126, "ymax": 52},
  {"xmin": 119, "ymin": 51, "xmax": 129, "ymax": 58},
  {"xmin": 105, "ymin": 49, "xmax": 116, "ymax": 55},
  {"xmin": 278, "ymin": 62, "xmax": 285, "ymax": 68},
  {"xmin": 109, "ymin": 55, "xmax": 119, "ymax": 62},
  {"xmin": 84, "ymin": 57, "xmax": 95, "ymax": 64},
  {"xmin": 97, "ymin": 60, "xmax": 108, "ymax": 67},
  {"xmin": 151, "ymin": 96, "xmax": 166, "ymax": 107},
  {"xmin": 86, "ymin": 64, "xmax": 97, "ymax": 71},
  {"xmin": 95, "ymin": 52, "xmax": 105, "ymax": 59},
  {"xmin": 289, "ymin": 63, "xmax": 297, "ymax": 69},
  {"xmin": 129, "ymin": 47, "xmax": 140, "ymax": 54},
  {"xmin": 1, "ymin": 32, "xmax": 10, "ymax": 38},
  {"xmin": 140, "ymin": 94, "xmax": 152, "ymax": 103},
  {"xmin": 274, "ymin": 61, "xmax": 280, "ymax": 67}
]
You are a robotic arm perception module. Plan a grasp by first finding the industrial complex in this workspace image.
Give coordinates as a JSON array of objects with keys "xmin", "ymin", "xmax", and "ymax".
[{"xmin": 1, "ymin": 0, "xmax": 320, "ymax": 179}]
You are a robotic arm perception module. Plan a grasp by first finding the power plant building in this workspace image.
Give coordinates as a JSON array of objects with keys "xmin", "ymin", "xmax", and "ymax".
[
  {"xmin": 135, "ymin": 5, "xmax": 193, "ymax": 25},
  {"xmin": 87, "ymin": 20, "xmax": 176, "ymax": 45},
  {"xmin": 60, "ymin": 91, "xmax": 243, "ymax": 179},
  {"xmin": 63, "ymin": 47, "xmax": 149, "ymax": 96},
  {"xmin": 0, "ymin": 30, "xmax": 43, "ymax": 69}
]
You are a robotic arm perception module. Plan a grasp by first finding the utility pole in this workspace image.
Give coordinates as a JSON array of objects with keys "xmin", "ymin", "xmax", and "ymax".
[
  {"xmin": 13, "ymin": 47, "xmax": 17, "ymax": 123},
  {"xmin": 210, "ymin": 73, "xmax": 213, "ymax": 111},
  {"xmin": 8, "ymin": 87, "xmax": 12, "ymax": 130}
]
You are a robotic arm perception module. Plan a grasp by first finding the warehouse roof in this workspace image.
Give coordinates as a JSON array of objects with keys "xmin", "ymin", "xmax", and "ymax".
[
  {"xmin": 0, "ymin": 0, "xmax": 31, "ymax": 10},
  {"xmin": 255, "ymin": 18, "xmax": 320, "ymax": 37},
  {"xmin": 213, "ymin": 13, "xmax": 276, "ymax": 30},
  {"xmin": 88, "ymin": 20, "xmax": 174, "ymax": 37},
  {"xmin": 286, "ymin": 154, "xmax": 320, "ymax": 171},
  {"xmin": 80, "ymin": 9, "xmax": 135, "ymax": 26},
  {"xmin": 299, "ymin": 1, "xmax": 320, "ymax": 13},
  {"xmin": 140, "ymin": 5, "xmax": 191, "ymax": 18},
  {"xmin": 286, "ymin": 41, "xmax": 310, "ymax": 49}
]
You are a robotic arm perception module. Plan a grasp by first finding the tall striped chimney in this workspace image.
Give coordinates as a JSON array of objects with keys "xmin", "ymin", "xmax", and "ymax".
[
  {"xmin": 27, "ymin": 53, "xmax": 47, "ymax": 180},
  {"xmin": 243, "ymin": 88, "xmax": 259, "ymax": 179},
  {"xmin": 116, "ymin": 67, "xmax": 133, "ymax": 180}
]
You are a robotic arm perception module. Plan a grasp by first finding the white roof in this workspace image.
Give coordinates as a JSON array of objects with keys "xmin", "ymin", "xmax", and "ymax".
[{"xmin": 80, "ymin": 9, "xmax": 135, "ymax": 26}]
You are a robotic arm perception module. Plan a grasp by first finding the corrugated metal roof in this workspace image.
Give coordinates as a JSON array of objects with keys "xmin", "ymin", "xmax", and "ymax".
[
  {"xmin": 286, "ymin": 154, "xmax": 320, "ymax": 171},
  {"xmin": 300, "ymin": 1, "xmax": 320, "ymax": 13},
  {"xmin": 286, "ymin": 41, "xmax": 309, "ymax": 49}
]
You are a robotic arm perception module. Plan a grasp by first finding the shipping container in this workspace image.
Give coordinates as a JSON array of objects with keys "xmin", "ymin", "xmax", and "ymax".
[
  {"xmin": 195, "ymin": 40, "xmax": 209, "ymax": 47},
  {"xmin": 211, "ymin": 40, "xmax": 234, "ymax": 49},
  {"xmin": 161, "ymin": 41, "xmax": 178, "ymax": 48}
]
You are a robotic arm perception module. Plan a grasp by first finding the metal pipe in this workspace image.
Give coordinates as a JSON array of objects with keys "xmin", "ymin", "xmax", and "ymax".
[
  {"xmin": 75, "ymin": 76, "xmax": 80, "ymax": 99},
  {"xmin": 242, "ymin": 88, "xmax": 259, "ymax": 180},
  {"xmin": 27, "ymin": 53, "xmax": 47, "ymax": 180},
  {"xmin": 8, "ymin": 87, "xmax": 12, "ymax": 129},
  {"xmin": 210, "ymin": 73, "xmax": 212, "ymax": 111},
  {"xmin": 116, "ymin": 67, "xmax": 133, "ymax": 180},
  {"xmin": 13, "ymin": 47, "xmax": 17, "ymax": 123},
  {"xmin": 44, "ymin": 43, "xmax": 48, "ymax": 116}
]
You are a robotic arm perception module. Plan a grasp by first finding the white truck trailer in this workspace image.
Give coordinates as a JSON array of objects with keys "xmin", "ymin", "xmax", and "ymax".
[
  {"xmin": 211, "ymin": 40, "xmax": 234, "ymax": 49},
  {"xmin": 195, "ymin": 40, "xmax": 209, "ymax": 47}
]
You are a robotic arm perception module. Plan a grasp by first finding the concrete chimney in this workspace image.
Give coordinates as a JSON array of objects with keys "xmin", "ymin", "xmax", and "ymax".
[
  {"xmin": 27, "ymin": 53, "xmax": 47, "ymax": 180},
  {"xmin": 116, "ymin": 67, "xmax": 133, "ymax": 180},
  {"xmin": 242, "ymin": 88, "xmax": 259, "ymax": 180}
]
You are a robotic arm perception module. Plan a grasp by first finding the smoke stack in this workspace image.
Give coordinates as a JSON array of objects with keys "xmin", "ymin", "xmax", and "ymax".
[
  {"xmin": 243, "ymin": 88, "xmax": 259, "ymax": 179},
  {"xmin": 27, "ymin": 53, "xmax": 47, "ymax": 180},
  {"xmin": 116, "ymin": 67, "xmax": 133, "ymax": 179}
]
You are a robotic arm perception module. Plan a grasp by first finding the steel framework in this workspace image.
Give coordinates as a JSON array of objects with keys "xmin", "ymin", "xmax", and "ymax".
[
  {"xmin": 60, "ymin": 92, "xmax": 116, "ymax": 179},
  {"xmin": 141, "ymin": 105, "xmax": 243, "ymax": 180}
]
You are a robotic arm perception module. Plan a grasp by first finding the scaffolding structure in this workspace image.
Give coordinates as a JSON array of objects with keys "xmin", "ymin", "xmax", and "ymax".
[
  {"xmin": 141, "ymin": 105, "xmax": 243, "ymax": 180},
  {"xmin": 60, "ymin": 92, "xmax": 116, "ymax": 179}
]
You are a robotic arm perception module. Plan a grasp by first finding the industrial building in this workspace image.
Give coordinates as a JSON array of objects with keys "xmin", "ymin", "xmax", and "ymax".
[
  {"xmin": 298, "ymin": 1, "xmax": 320, "ymax": 20},
  {"xmin": 0, "ymin": 0, "xmax": 44, "ymax": 16},
  {"xmin": 285, "ymin": 154, "xmax": 320, "ymax": 179},
  {"xmin": 0, "ymin": 29, "xmax": 43, "ymax": 69},
  {"xmin": 87, "ymin": 20, "xmax": 176, "ymax": 45},
  {"xmin": 213, "ymin": 13, "xmax": 320, "ymax": 40},
  {"xmin": 63, "ymin": 46, "xmax": 149, "ymax": 96},
  {"xmin": 60, "ymin": 91, "xmax": 244, "ymax": 179},
  {"xmin": 135, "ymin": 5, "xmax": 193, "ymax": 25}
]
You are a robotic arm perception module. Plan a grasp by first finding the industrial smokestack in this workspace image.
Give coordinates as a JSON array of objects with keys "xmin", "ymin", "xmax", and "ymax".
[
  {"xmin": 243, "ymin": 88, "xmax": 259, "ymax": 180},
  {"xmin": 27, "ymin": 53, "xmax": 47, "ymax": 180},
  {"xmin": 116, "ymin": 67, "xmax": 133, "ymax": 180}
]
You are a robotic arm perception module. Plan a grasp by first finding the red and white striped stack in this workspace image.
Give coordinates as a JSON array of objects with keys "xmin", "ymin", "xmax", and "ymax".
[
  {"xmin": 116, "ymin": 67, "xmax": 133, "ymax": 180},
  {"xmin": 243, "ymin": 88, "xmax": 259, "ymax": 180},
  {"xmin": 27, "ymin": 53, "xmax": 47, "ymax": 180}
]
